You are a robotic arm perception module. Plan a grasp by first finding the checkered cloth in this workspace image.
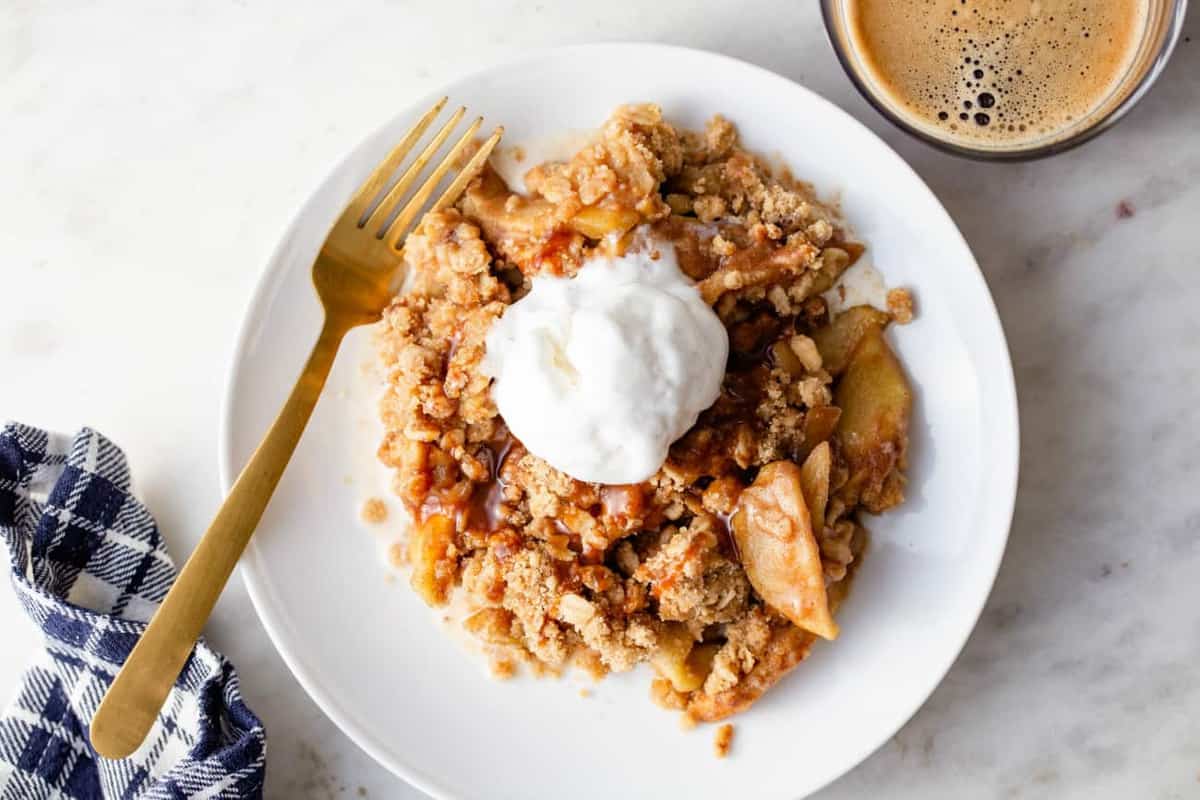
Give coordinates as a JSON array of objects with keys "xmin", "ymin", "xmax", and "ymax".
[{"xmin": 0, "ymin": 423, "xmax": 266, "ymax": 799}]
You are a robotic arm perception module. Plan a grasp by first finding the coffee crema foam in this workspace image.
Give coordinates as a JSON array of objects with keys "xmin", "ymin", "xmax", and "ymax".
[{"xmin": 847, "ymin": 0, "xmax": 1148, "ymax": 148}]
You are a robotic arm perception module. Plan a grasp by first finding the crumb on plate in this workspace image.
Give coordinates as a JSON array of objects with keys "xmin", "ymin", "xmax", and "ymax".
[
  {"xmin": 361, "ymin": 497, "xmax": 388, "ymax": 524},
  {"xmin": 713, "ymin": 723, "xmax": 734, "ymax": 758},
  {"xmin": 490, "ymin": 656, "xmax": 517, "ymax": 680},
  {"xmin": 387, "ymin": 540, "xmax": 408, "ymax": 568}
]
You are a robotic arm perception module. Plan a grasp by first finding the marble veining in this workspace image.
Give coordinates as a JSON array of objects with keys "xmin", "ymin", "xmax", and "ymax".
[{"xmin": 1, "ymin": 2, "xmax": 1197, "ymax": 798}]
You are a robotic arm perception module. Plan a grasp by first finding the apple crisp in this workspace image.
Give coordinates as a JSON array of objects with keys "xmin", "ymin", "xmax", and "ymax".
[{"xmin": 375, "ymin": 104, "xmax": 913, "ymax": 722}]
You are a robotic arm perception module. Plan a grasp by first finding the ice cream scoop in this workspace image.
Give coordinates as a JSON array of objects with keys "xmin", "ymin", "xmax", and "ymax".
[{"xmin": 482, "ymin": 236, "xmax": 728, "ymax": 484}]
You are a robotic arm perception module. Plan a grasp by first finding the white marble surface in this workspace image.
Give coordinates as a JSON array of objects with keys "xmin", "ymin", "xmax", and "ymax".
[{"xmin": 1, "ymin": 2, "xmax": 1197, "ymax": 798}]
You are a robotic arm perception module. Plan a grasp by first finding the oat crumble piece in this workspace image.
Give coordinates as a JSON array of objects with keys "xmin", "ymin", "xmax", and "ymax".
[
  {"xmin": 489, "ymin": 656, "xmax": 517, "ymax": 680},
  {"xmin": 887, "ymin": 287, "xmax": 915, "ymax": 324},
  {"xmin": 386, "ymin": 540, "xmax": 407, "ymax": 569},
  {"xmin": 374, "ymin": 104, "xmax": 913, "ymax": 723},
  {"xmin": 360, "ymin": 497, "xmax": 388, "ymax": 524},
  {"xmin": 713, "ymin": 723, "xmax": 735, "ymax": 758}
]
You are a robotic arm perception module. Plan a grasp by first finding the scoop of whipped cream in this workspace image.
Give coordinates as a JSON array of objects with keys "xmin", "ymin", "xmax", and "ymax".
[{"xmin": 482, "ymin": 238, "xmax": 728, "ymax": 484}]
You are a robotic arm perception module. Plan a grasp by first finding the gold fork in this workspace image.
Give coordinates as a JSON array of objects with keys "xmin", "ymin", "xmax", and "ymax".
[{"xmin": 89, "ymin": 98, "xmax": 502, "ymax": 760}]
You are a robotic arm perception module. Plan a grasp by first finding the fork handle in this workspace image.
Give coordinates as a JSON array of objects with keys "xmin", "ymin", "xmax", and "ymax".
[{"xmin": 90, "ymin": 315, "xmax": 349, "ymax": 760}]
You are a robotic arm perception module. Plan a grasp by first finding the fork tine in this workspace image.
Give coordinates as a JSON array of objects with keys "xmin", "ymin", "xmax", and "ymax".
[
  {"xmin": 429, "ymin": 127, "xmax": 504, "ymax": 215},
  {"xmin": 364, "ymin": 106, "xmax": 467, "ymax": 232},
  {"xmin": 346, "ymin": 97, "xmax": 447, "ymax": 220},
  {"xmin": 383, "ymin": 118, "xmax": 487, "ymax": 250}
]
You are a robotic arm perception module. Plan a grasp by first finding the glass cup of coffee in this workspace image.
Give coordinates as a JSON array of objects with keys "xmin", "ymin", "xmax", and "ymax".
[{"xmin": 821, "ymin": 0, "xmax": 1188, "ymax": 160}]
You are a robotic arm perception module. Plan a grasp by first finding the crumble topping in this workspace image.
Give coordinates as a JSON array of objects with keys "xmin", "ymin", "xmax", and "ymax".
[{"xmin": 375, "ymin": 104, "xmax": 913, "ymax": 723}]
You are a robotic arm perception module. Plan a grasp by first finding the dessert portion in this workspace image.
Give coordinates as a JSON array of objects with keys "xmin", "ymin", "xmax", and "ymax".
[{"xmin": 375, "ymin": 104, "xmax": 913, "ymax": 722}]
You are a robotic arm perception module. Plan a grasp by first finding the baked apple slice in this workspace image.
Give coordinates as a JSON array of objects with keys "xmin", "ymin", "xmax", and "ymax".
[
  {"xmin": 798, "ymin": 441, "xmax": 832, "ymax": 535},
  {"xmin": 730, "ymin": 462, "xmax": 837, "ymax": 640},
  {"xmin": 811, "ymin": 304, "xmax": 890, "ymax": 376},
  {"xmin": 835, "ymin": 328, "xmax": 912, "ymax": 513},
  {"xmin": 408, "ymin": 513, "xmax": 456, "ymax": 606}
]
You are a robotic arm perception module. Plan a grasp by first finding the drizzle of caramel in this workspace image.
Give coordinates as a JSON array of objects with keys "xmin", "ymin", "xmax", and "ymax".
[
  {"xmin": 464, "ymin": 432, "xmax": 516, "ymax": 532},
  {"xmin": 600, "ymin": 484, "xmax": 646, "ymax": 531},
  {"xmin": 532, "ymin": 228, "xmax": 578, "ymax": 276}
]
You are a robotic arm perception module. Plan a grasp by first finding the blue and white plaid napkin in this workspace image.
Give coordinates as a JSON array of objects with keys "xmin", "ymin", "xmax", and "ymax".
[{"xmin": 0, "ymin": 423, "xmax": 266, "ymax": 799}]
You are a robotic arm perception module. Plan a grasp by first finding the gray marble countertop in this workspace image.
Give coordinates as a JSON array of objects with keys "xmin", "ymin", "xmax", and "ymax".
[{"xmin": 2, "ymin": 2, "xmax": 1197, "ymax": 797}]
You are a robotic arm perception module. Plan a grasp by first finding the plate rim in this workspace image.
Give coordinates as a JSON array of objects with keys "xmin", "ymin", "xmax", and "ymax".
[{"xmin": 218, "ymin": 41, "xmax": 1020, "ymax": 800}]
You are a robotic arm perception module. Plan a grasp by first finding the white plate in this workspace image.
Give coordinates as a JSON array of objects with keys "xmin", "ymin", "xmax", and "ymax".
[{"xmin": 220, "ymin": 43, "xmax": 1019, "ymax": 800}]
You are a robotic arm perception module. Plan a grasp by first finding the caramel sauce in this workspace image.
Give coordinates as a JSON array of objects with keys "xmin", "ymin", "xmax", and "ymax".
[
  {"xmin": 423, "ymin": 430, "xmax": 517, "ymax": 535},
  {"xmin": 600, "ymin": 484, "xmax": 646, "ymax": 531},
  {"xmin": 467, "ymin": 432, "xmax": 515, "ymax": 530},
  {"xmin": 728, "ymin": 313, "xmax": 786, "ymax": 372},
  {"xmin": 532, "ymin": 228, "xmax": 578, "ymax": 276},
  {"xmin": 462, "ymin": 478, "xmax": 509, "ymax": 534},
  {"xmin": 553, "ymin": 560, "xmax": 584, "ymax": 593}
]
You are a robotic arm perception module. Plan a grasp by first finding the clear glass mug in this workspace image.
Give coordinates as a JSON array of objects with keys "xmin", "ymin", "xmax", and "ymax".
[{"xmin": 820, "ymin": 0, "xmax": 1189, "ymax": 160}]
